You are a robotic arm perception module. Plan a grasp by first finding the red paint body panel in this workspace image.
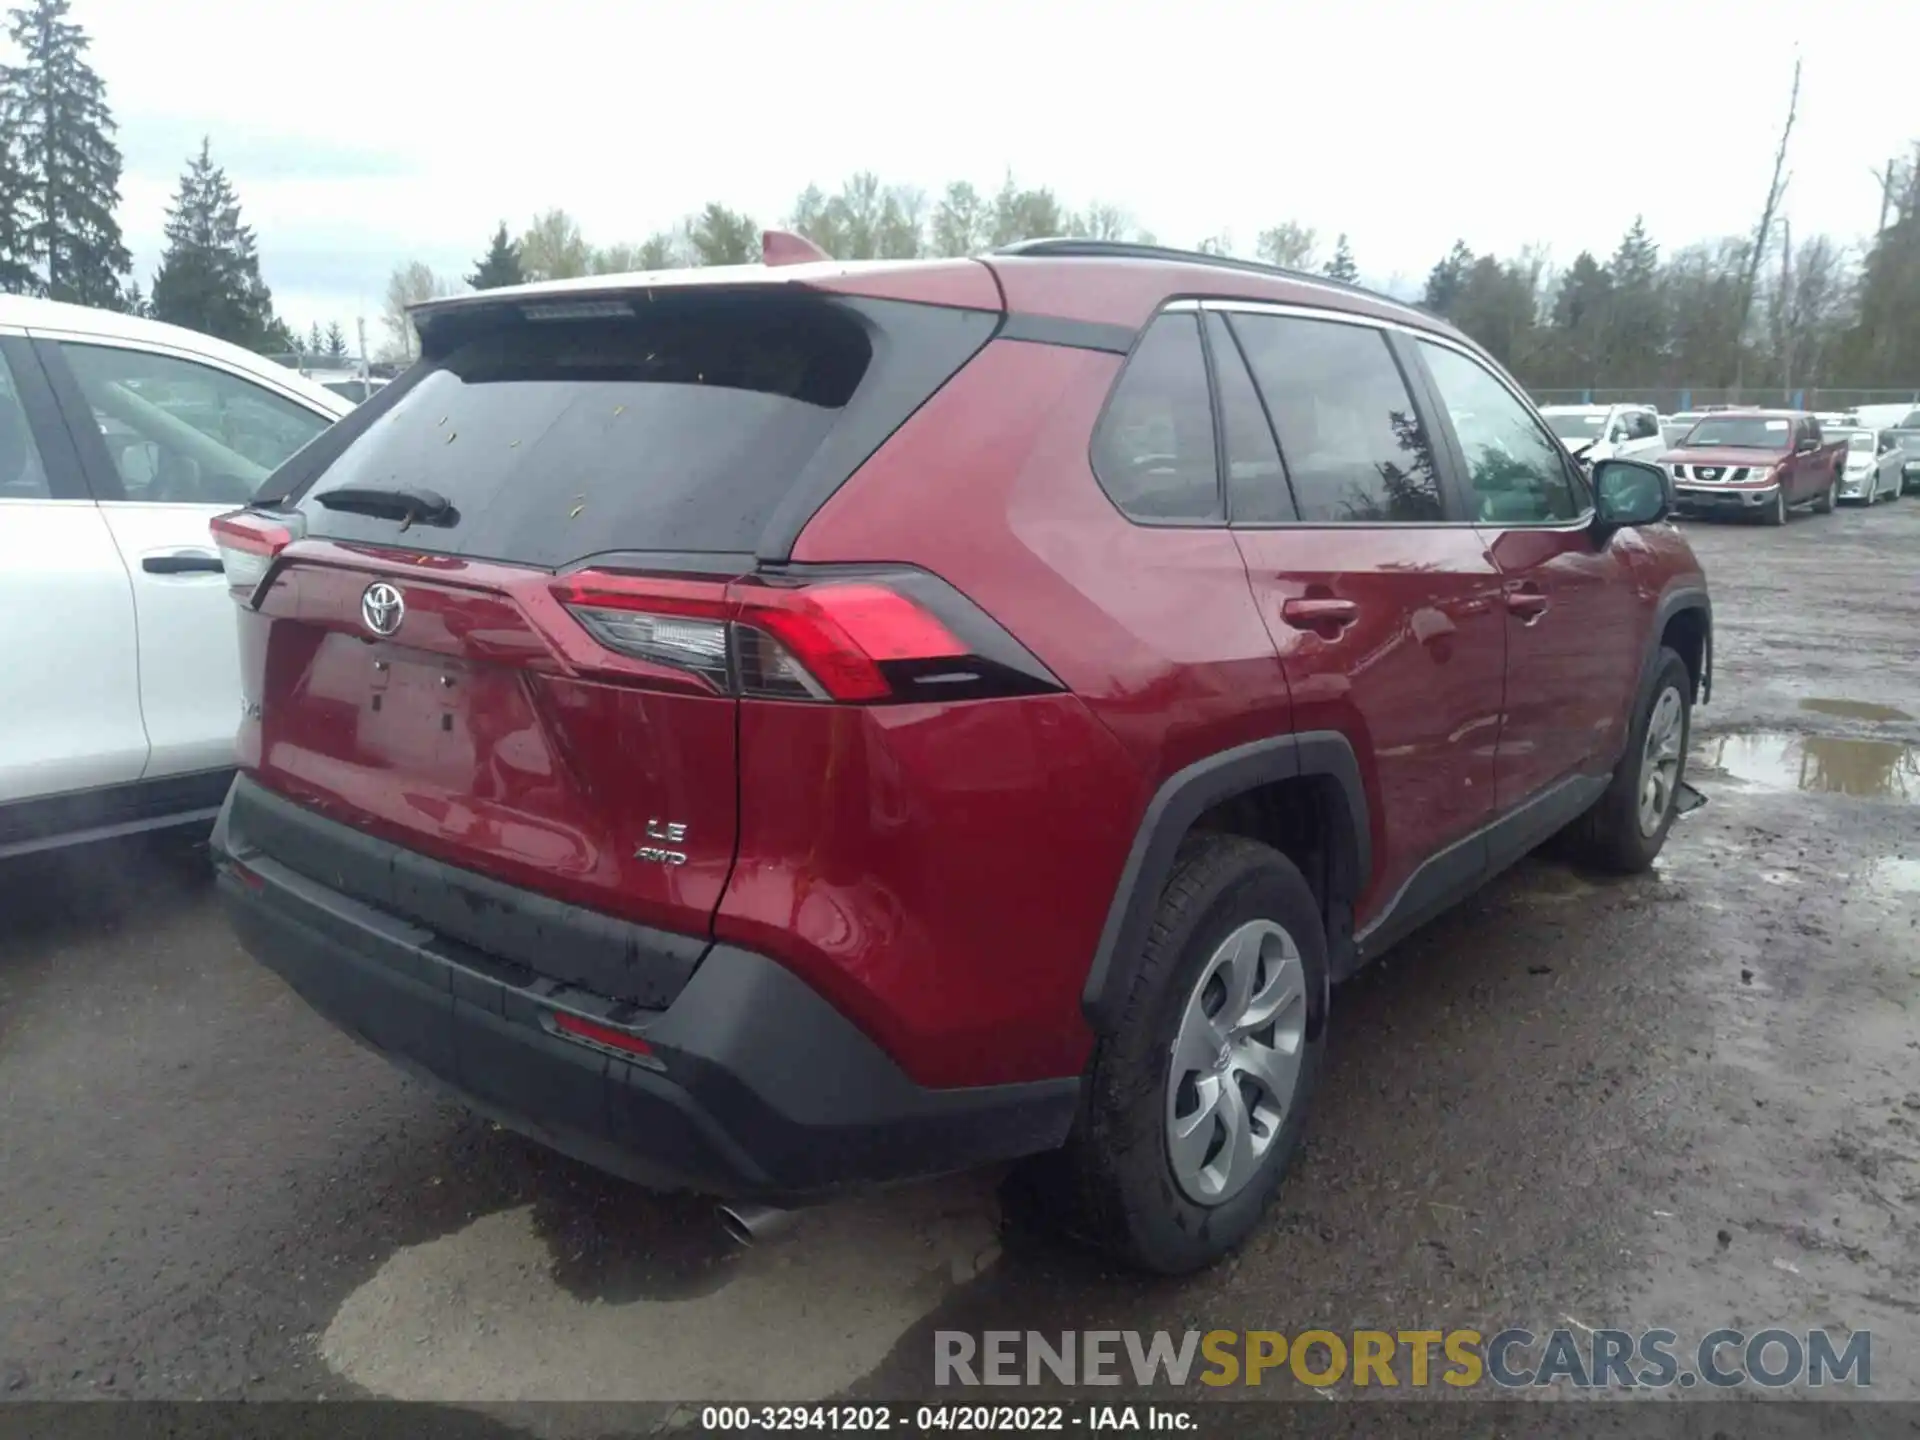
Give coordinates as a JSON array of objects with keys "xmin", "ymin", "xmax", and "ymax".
[
  {"xmin": 716, "ymin": 695, "xmax": 1139, "ymax": 1087},
  {"xmin": 237, "ymin": 544, "xmax": 741, "ymax": 933},
  {"xmin": 1232, "ymin": 527, "xmax": 1505, "ymax": 924},
  {"xmin": 797, "ymin": 341, "xmax": 1294, "ymax": 784},
  {"xmin": 804, "ymin": 259, "xmax": 1002, "ymax": 311},
  {"xmin": 1476, "ymin": 525, "xmax": 1650, "ymax": 810}
]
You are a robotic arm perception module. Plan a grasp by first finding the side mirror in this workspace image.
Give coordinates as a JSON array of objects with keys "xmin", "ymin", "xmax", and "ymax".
[{"xmin": 1593, "ymin": 458, "xmax": 1670, "ymax": 533}]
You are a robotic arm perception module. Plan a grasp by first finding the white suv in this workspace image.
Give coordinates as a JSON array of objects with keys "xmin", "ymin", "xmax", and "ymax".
[
  {"xmin": 1538, "ymin": 403, "xmax": 1668, "ymax": 463},
  {"xmin": 1, "ymin": 297, "xmax": 351, "ymax": 858}
]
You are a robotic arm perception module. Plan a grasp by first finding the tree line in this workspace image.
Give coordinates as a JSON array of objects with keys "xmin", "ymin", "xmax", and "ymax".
[
  {"xmin": 3, "ymin": 2, "xmax": 1914, "ymax": 393},
  {"xmin": 410, "ymin": 152, "xmax": 1917, "ymax": 395},
  {"xmin": 384, "ymin": 186, "xmax": 1368, "ymax": 360}
]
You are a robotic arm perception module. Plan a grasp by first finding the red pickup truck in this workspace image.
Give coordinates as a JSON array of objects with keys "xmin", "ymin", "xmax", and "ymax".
[{"xmin": 1660, "ymin": 410, "xmax": 1847, "ymax": 525}]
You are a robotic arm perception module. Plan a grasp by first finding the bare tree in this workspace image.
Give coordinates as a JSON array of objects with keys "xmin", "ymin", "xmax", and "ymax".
[
  {"xmin": 518, "ymin": 209, "xmax": 590, "ymax": 282},
  {"xmin": 380, "ymin": 261, "xmax": 450, "ymax": 362},
  {"xmin": 1076, "ymin": 202, "xmax": 1134, "ymax": 242},
  {"xmin": 1256, "ymin": 222, "xmax": 1318, "ymax": 270},
  {"xmin": 1731, "ymin": 55, "xmax": 1800, "ymax": 392}
]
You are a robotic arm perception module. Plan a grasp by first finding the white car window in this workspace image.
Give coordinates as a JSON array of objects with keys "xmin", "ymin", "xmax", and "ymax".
[
  {"xmin": 58, "ymin": 343, "xmax": 331, "ymax": 506},
  {"xmin": 0, "ymin": 352, "xmax": 52, "ymax": 501}
]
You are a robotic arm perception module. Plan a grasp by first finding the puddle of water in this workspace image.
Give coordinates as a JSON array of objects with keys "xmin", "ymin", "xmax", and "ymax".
[
  {"xmin": 1799, "ymin": 698, "xmax": 1914, "ymax": 724},
  {"xmin": 1865, "ymin": 857, "xmax": 1920, "ymax": 895},
  {"xmin": 1696, "ymin": 732, "xmax": 1920, "ymax": 803}
]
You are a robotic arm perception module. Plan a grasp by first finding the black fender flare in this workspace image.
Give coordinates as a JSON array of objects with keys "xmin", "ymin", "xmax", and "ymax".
[
  {"xmin": 1637, "ymin": 585, "xmax": 1712, "ymax": 714},
  {"xmin": 1080, "ymin": 731, "xmax": 1370, "ymax": 1030}
]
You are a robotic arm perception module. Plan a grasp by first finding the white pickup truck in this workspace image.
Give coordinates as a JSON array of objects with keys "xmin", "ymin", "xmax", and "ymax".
[
  {"xmin": 0, "ymin": 297, "xmax": 352, "ymax": 857},
  {"xmin": 1538, "ymin": 403, "xmax": 1668, "ymax": 464}
]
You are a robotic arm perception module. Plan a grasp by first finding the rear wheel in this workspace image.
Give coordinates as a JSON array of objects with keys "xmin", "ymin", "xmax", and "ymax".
[
  {"xmin": 1568, "ymin": 647, "xmax": 1692, "ymax": 874},
  {"xmin": 1814, "ymin": 476, "xmax": 1838, "ymax": 513},
  {"xmin": 1059, "ymin": 833, "xmax": 1327, "ymax": 1274}
]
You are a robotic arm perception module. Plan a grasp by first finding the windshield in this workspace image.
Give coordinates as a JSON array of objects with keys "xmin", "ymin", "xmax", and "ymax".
[
  {"xmin": 1680, "ymin": 416, "xmax": 1793, "ymax": 449},
  {"xmin": 1544, "ymin": 412, "xmax": 1606, "ymax": 440},
  {"xmin": 1902, "ymin": 411, "xmax": 1920, "ymax": 429}
]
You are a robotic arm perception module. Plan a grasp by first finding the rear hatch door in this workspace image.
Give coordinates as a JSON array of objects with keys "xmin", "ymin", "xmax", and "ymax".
[{"xmin": 239, "ymin": 284, "xmax": 996, "ymax": 964}]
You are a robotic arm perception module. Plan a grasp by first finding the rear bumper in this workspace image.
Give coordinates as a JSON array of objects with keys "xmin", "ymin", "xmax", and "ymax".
[{"xmin": 212, "ymin": 783, "xmax": 1077, "ymax": 1201}]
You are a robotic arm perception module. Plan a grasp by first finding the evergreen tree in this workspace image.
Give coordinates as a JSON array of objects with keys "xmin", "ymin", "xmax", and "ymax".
[
  {"xmin": 149, "ymin": 140, "xmax": 279, "ymax": 349},
  {"xmin": 467, "ymin": 221, "xmax": 524, "ymax": 289},
  {"xmin": 1421, "ymin": 240, "xmax": 1475, "ymax": 317},
  {"xmin": 0, "ymin": 109, "xmax": 36, "ymax": 292},
  {"xmin": 304, "ymin": 321, "xmax": 321, "ymax": 355},
  {"xmin": 1606, "ymin": 217, "xmax": 1663, "ymax": 378},
  {"xmin": 324, "ymin": 320, "xmax": 348, "ymax": 360},
  {"xmin": 687, "ymin": 203, "xmax": 757, "ymax": 266},
  {"xmin": 119, "ymin": 276, "xmax": 146, "ymax": 316},
  {"xmin": 0, "ymin": 0, "xmax": 129, "ymax": 305},
  {"xmin": 1323, "ymin": 234, "xmax": 1359, "ymax": 283}
]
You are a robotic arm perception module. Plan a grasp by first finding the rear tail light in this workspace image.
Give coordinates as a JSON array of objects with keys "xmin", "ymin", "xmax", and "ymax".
[
  {"xmin": 210, "ymin": 510, "xmax": 297, "ymax": 596},
  {"xmin": 551, "ymin": 569, "xmax": 1056, "ymax": 705}
]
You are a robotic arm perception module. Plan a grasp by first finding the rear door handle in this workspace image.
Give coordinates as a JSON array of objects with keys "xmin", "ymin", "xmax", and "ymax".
[
  {"xmin": 142, "ymin": 551, "xmax": 225, "ymax": 576},
  {"xmin": 1280, "ymin": 597, "xmax": 1359, "ymax": 630}
]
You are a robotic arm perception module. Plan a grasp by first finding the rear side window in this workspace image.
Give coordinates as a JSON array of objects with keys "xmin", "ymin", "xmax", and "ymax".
[
  {"xmin": 1205, "ymin": 313, "xmax": 1291, "ymax": 523},
  {"xmin": 1228, "ymin": 313, "xmax": 1445, "ymax": 523},
  {"xmin": 1090, "ymin": 313, "xmax": 1220, "ymax": 523},
  {"xmin": 293, "ymin": 294, "xmax": 988, "ymax": 565}
]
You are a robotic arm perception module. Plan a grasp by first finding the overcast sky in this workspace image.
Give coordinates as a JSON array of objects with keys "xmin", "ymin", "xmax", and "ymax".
[{"xmin": 69, "ymin": 0, "xmax": 1912, "ymax": 341}]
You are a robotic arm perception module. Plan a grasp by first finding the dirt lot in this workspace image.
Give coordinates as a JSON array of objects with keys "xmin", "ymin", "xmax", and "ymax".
[{"xmin": 3, "ymin": 498, "xmax": 1916, "ymax": 1424}]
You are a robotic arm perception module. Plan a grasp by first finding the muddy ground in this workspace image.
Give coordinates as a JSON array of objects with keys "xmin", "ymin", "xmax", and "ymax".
[{"xmin": 3, "ymin": 498, "xmax": 1916, "ymax": 1428}]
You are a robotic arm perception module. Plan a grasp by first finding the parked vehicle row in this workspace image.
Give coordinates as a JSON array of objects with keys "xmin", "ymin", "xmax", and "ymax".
[
  {"xmin": 0, "ymin": 297, "xmax": 351, "ymax": 859},
  {"xmin": 1883, "ymin": 408, "xmax": 1920, "ymax": 494},
  {"xmin": 1832, "ymin": 425, "xmax": 1906, "ymax": 505},
  {"xmin": 1658, "ymin": 410, "xmax": 1848, "ymax": 524}
]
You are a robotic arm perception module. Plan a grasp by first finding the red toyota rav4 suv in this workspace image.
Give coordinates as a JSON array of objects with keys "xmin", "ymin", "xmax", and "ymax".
[{"xmin": 210, "ymin": 239, "xmax": 1709, "ymax": 1273}]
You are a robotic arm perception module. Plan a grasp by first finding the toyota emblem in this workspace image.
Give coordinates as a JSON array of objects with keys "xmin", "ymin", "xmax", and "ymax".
[{"xmin": 361, "ymin": 582, "xmax": 405, "ymax": 637}]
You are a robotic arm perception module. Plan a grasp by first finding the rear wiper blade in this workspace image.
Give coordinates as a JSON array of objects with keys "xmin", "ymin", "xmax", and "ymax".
[{"xmin": 314, "ymin": 485, "xmax": 459, "ymax": 530}]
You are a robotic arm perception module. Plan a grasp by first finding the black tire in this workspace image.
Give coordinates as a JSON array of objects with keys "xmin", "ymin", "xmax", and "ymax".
[
  {"xmin": 1814, "ymin": 475, "xmax": 1837, "ymax": 513},
  {"xmin": 1762, "ymin": 486, "xmax": 1789, "ymax": 525},
  {"xmin": 1568, "ymin": 647, "xmax": 1692, "ymax": 874},
  {"xmin": 1059, "ymin": 833, "xmax": 1328, "ymax": 1275}
]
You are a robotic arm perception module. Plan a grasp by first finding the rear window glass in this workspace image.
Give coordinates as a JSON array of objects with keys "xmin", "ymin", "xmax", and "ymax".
[{"xmin": 296, "ymin": 297, "xmax": 874, "ymax": 564}]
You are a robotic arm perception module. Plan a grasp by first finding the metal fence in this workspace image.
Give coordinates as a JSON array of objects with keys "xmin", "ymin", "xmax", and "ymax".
[{"xmin": 1528, "ymin": 386, "xmax": 1920, "ymax": 414}]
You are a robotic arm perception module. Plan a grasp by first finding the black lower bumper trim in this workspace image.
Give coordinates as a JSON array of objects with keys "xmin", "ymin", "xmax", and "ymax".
[{"xmin": 213, "ymin": 790, "xmax": 1079, "ymax": 1200}]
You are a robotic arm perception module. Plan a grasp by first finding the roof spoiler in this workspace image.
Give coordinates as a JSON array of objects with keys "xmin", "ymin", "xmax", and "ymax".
[{"xmin": 763, "ymin": 229, "xmax": 832, "ymax": 266}]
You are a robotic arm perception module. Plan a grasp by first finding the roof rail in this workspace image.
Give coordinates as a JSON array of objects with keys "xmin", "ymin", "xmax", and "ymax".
[{"xmin": 990, "ymin": 237, "xmax": 1413, "ymax": 311}]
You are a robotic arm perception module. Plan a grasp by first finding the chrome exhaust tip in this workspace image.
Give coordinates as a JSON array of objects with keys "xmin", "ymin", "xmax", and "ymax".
[{"xmin": 717, "ymin": 1201, "xmax": 798, "ymax": 1247}]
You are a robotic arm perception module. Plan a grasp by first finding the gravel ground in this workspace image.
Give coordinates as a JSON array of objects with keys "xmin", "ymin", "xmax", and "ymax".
[{"xmin": 2, "ymin": 498, "xmax": 1915, "ymax": 1428}]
